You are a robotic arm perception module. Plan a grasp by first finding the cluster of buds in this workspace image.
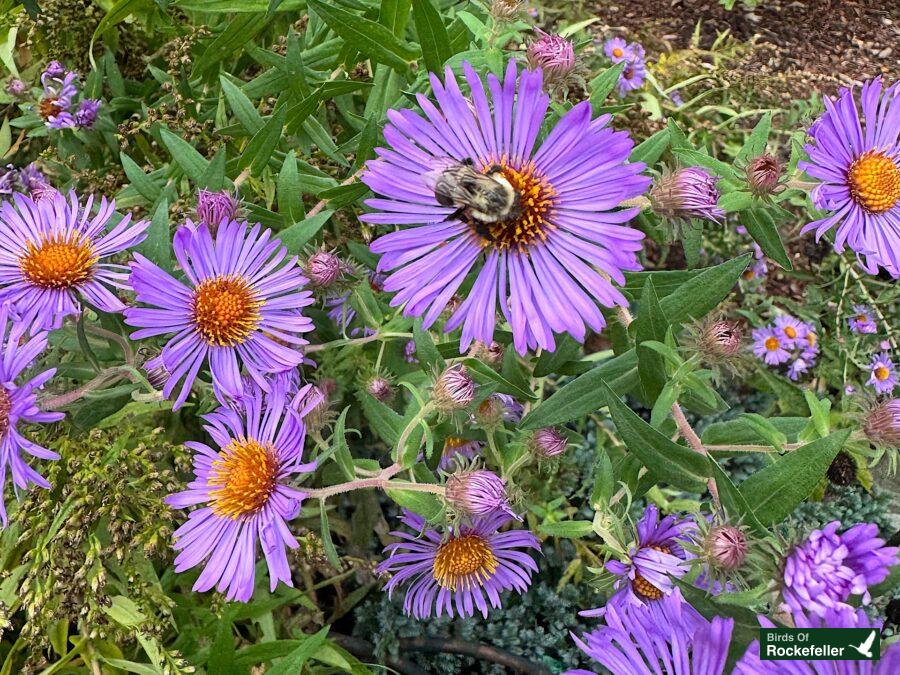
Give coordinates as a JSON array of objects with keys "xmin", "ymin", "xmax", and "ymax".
[
  {"xmin": 196, "ymin": 189, "xmax": 240, "ymax": 232},
  {"xmin": 650, "ymin": 167, "xmax": 725, "ymax": 224},
  {"xmin": 431, "ymin": 364, "xmax": 476, "ymax": 412}
]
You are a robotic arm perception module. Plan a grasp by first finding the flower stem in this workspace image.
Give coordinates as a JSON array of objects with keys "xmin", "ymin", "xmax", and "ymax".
[
  {"xmin": 304, "ymin": 331, "xmax": 414, "ymax": 353},
  {"xmin": 304, "ymin": 462, "xmax": 446, "ymax": 500}
]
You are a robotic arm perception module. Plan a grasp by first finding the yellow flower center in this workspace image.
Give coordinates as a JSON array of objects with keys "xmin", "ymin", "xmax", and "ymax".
[
  {"xmin": 784, "ymin": 326, "xmax": 797, "ymax": 339},
  {"xmin": 191, "ymin": 275, "xmax": 262, "ymax": 346},
  {"xmin": 443, "ymin": 436, "xmax": 469, "ymax": 455},
  {"xmin": 764, "ymin": 336, "xmax": 781, "ymax": 351},
  {"xmin": 612, "ymin": 47, "xmax": 624, "ymax": 58},
  {"xmin": 874, "ymin": 366, "xmax": 890, "ymax": 381},
  {"xmin": 806, "ymin": 332, "xmax": 817, "ymax": 347},
  {"xmin": 471, "ymin": 161, "xmax": 556, "ymax": 252},
  {"xmin": 19, "ymin": 233, "xmax": 98, "ymax": 289},
  {"xmin": 433, "ymin": 533, "xmax": 498, "ymax": 590},
  {"xmin": 856, "ymin": 314, "xmax": 868, "ymax": 323},
  {"xmin": 847, "ymin": 151, "xmax": 900, "ymax": 214},
  {"xmin": 742, "ymin": 269, "xmax": 756, "ymax": 280},
  {"xmin": 209, "ymin": 438, "xmax": 280, "ymax": 519},
  {"xmin": 632, "ymin": 545, "xmax": 670, "ymax": 600}
]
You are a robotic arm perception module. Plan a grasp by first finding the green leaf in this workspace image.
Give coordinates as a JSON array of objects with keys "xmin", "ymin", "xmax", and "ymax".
[
  {"xmin": 350, "ymin": 281, "xmax": 384, "ymax": 328},
  {"xmin": 590, "ymin": 446, "xmax": 615, "ymax": 509},
  {"xmin": 136, "ymin": 199, "xmax": 172, "ymax": 271},
  {"xmin": 533, "ymin": 334, "xmax": 582, "ymax": 377},
  {"xmin": 277, "ymin": 210, "xmax": 333, "ymax": 253},
  {"xmin": 103, "ymin": 596, "xmax": 147, "ymax": 628},
  {"xmin": 319, "ymin": 503, "xmax": 342, "ymax": 569},
  {"xmin": 385, "ymin": 488, "xmax": 443, "ymax": 521},
  {"xmin": 277, "ymin": 151, "xmax": 305, "ymax": 224},
  {"xmin": 239, "ymin": 106, "xmax": 285, "ymax": 175},
  {"xmin": 681, "ymin": 221, "xmax": 702, "ymax": 268},
  {"xmin": 461, "ymin": 358, "xmax": 535, "ymax": 401},
  {"xmin": 738, "ymin": 430, "xmax": 851, "ymax": 524},
  {"xmin": 266, "ymin": 627, "xmax": 330, "ymax": 675},
  {"xmin": 629, "ymin": 128, "xmax": 669, "ymax": 166},
  {"xmin": 159, "ymin": 127, "xmax": 209, "ymax": 182},
  {"xmin": 738, "ymin": 413, "xmax": 787, "ymax": 451},
  {"xmin": 736, "ymin": 111, "xmax": 772, "ymax": 163},
  {"xmin": 379, "ymin": 0, "xmax": 413, "ymax": 37},
  {"xmin": 603, "ymin": 381, "xmax": 710, "ymax": 492},
  {"xmin": 193, "ymin": 14, "xmax": 269, "ymax": 74},
  {"xmin": 331, "ymin": 408, "xmax": 354, "ymax": 480},
  {"xmin": 672, "ymin": 147, "xmax": 739, "ymax": 181},
  {"xmin": 120, "ymin": 153, "xmax": 161, "ymax": 203},
  {"xmin": 701, "ymin": 416, "xmax": 807, "ymax": 446},
  {"xmin": 538, "ymin": 520, "xmax": 594, "ymax": 538},
  {"xmin": 308, "ymin": 0, "xmax": 418, "ymax": 71},
  {"xmin": 588, "ymin": 62, "xmax": 624, "ymax": 113},
  {"xmin": 220, "ymin": 75, "xmax": 264, "ymax": 134},
  {"xmin": 411, "ymin": 0, "xmax": 452, "ymax": 76},
  {"xmin": 413, "ymin": 319, "xmax": 444, "ymax": 371},
  {"xmin": 201, "ymin": 147, "xmax": 228, "ymax": 190},
  {"xmin": 358, "ymin": 391, "xmax": 403, "ymax": 446},
  {"xmin": 658, "ymin": 254, "xmax": 751, "ymax": 323},
  {"xmin": 634, "ymin": 277, "xmax": 669, "ymax": 404},
  {"xmin": 719, "ymin": 190, "xmax": 753, "ymax": 213},
  {"xmin": 91, "ymin": 0, "xmax": 151, "ymax": 52},
  {"xmin": 709, "ymin": 459, "xmax": 767, "ymax": 536},
  {"xmin": 804, "ymin": 391, "xmax": 831, "ymax": 438},
  {"xmin": 739, "ymin": 207, "xmax": 792, "ymax": 270},
  {"xmin": 208, "ymin": 611, "xmax": 247, "ymax": 675}
]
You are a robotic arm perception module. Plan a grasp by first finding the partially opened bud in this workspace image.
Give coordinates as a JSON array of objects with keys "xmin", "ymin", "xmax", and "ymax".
[
  {"xmin": 707, "ymin": 525, "xmax": 748, "ymax": 572},
  {"xmin": 197, "ymin": 189, "xmax": 239, "ymax": 231},
  {"xmin": 698, "ymin": 318, "xmax": 743, "ymax": 360},
  {"xmin": 650, "ymin": 167, "xmax": 724, "ymax": 223},
  {"xmin": 366, "ymin": 376, "xmax": 393, "ymax": 403},
  {"xmin": 746, "ymin": 154, "xmax": 783, "ymax": 196},
  {"xmin": 863, "ymin": 398, "xmax": 900, "ymax": 447},
  {"xmin": 530, "ymin": 427, "xmax": 568, "ymax": 458},
  {"xmin": 5, "ymin": 78, "xmax": 26, "ymax": 97},
  {"xmin": 526, "ymin": 29, "xmax": 576, "ymax": 85},
  {"xmin": 305, "ymin": 250, "xmax": 348, "ymax": 288},
  {"xmin": 445, "ymin": 469, "xmax": 518, "ymax": 519},
  {"xmin": 432, "ymin": 364, "xmax": 475, "ymax": 411}
]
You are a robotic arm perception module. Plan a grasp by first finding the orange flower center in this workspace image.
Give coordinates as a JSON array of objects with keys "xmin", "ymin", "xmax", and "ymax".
[
  {"xmin": 784, "ymin": 326, "xmax": 797, "ymax": 339},
  {"xmin": 847, "ymin": 151, "xmax": 900, "ymax": 214},
  {"xmin": 19, "ymin": 233, "xmax": 97, "ymax": 289},
  {"xmin": 632, "ymin": 545, "xmax": 670, "ymax": 600},
  {"xmin": 874, "ymin": 366, "xmax": 890, "ymax": 381},
  {"xmin": 806, "ymin": 333, "xmax": 817, "ymax": 347},
  {"xmin": 209, "ymin": 438, "xmax": 280, "ymax": 519},
  {"xmin": 433, "ymin": 534, "xmax": 498, "ymax": 590},
  {"xmin": 764, "ymin": 336, "xmax": 781, "ymax": 351},
  {"xmin": 612, "ymin": 47, "xmax": 624, "ymax": 58},
  {"xmin": 191, "ymin": 275, "xmax": 262, "ymax": 346},
  {"xmin": 472, "ymin": 162, "xmax": 556, "ymax": 252},
  {"xmin": 856, "ymin": 314, "xmax": 868, "ymax": 323}
]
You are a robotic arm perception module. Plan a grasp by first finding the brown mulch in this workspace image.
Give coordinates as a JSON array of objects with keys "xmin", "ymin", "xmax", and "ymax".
[{"xmin": 585, "ymin": 0, "xmax": 899, "ymax": 98}]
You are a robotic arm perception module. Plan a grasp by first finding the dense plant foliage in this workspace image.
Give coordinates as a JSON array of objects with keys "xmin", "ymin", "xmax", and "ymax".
[{"xmin": 0, "ymin": 0, "xmax": 896, "ymax": 673}]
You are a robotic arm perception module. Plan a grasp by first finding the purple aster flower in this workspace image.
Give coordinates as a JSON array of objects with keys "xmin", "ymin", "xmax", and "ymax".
[
  {"xmin": 125, "ymin": 221, "xmax": 314, "ymax": 409},
  {"xmin": 529, "ymin": 427, "xmax": 568, "ymax": 458},
  {"xmin": 736, "ymin": 604, "xmax": 899, "ymax": 674},
  {"xmin": 39, "ymin": 68, "xmax": 79, "ymax": 130},
  {"xmin": 0, "ymin": 167, "xmax": 18, "ymax": 196},
  {"xmin": 752, "ymin": 327, "xmax": 791, "ymax": 365},
  {"xmin": 849, "ymin": 304, "xmax": 878, "ymax": 334},
  {"xmin": 17, "ymin": 163, "xmax": 48, "ymax": 194},
  {"xmin": 376, "ymin": 509, "xmax": 539, "ymax": 619},
  {"xmin": 867, "ymin": 351, "xmax": 897, "ymax": 394},
  {"xmin": 74, "ymin": 99, "xmax": 100, "ymax": 129},
  {"xmin": 445, "ymin": 469, "xmax": 518, "ymax": 519},
  {"xmin": 773, "ymin": 315, "xmax": 808, "ymax": 347},
  {"xmin": 787, "ymin": 356, "xmax": 811, "ymax": 381},
  {"xmin": 0, "ymin": 192, "xmax": 148, "ymax": 332},
  {"xmin": 742, "ymin": 242, "xmax": 768, "ymax": 281},
  {"xmin": 526, "ymin": 29, "xmax": 576, "ymax": 85},
  {"xmin": 473, "ymin": 392, "xmax": 523, "ymax": 426},
  {"xmin": 604, "ymin": 504, "xmax": 694, "ymax": 607},
  {"xmin": 650, "ymin": 167, "xmax": 724, "ymax": 223},
  {"xmin": 43, "ymin": 61, "xmax": 66, "ymax": 79},
  {"xmin": 196, "ymin": 189, "xmax": 240, "ymax": 231},
  {"xmin": 800, "ymin": 327, "xmax": 820, "ymax": 361},
  {"xmin": 568, "ymin": 588, "xmax": 730, "ymax": 675},
  {"xmin": 781, "ymin": 521, "xmax": 898, "ymax": 617},
  {"xmin": 616, "ymin": 45, "xmax": 647, "ymax": 97},
  {"xmin": 438, "ymin": 436, "xmax": 483, "ymax": 470},
  {"xmin": 362, "ymin": 60, "xmax": 650, "ymax": 355},
  {"xmin": 165, "ymin": 380, "xmax": 318, "ymax": 601},
  {"xmin": 0, "ymin": 303, "xmax": 64, "ymax": 526},
  {"xmin": 798, "ymin": 77, "xmax": 900, "ymax": 278},
  {"xmin": 604, "ymin": 38, "xmax": 630, "ymax": 63}
]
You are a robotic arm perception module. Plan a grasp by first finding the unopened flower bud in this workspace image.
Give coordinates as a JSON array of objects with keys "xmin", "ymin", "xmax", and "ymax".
[
  {"xmin": 305, "ymin": 250, "xmax": 347, "ymax": 288},
  {"xmin": 432, "ymin": 364, "xmax": 475, "ymax": 411},
  {"xmin": 445, "ymin": 469, "xmax": 518, "ymax": 519},
  {"xmin": 530, "ymin": 427, "xmax": 568, "ymax": 458},
  {"xmin": 298, "ymin": 384, "xmax": 332, "ymax": 434},
  {"xmin": 650, "ymin": 167, "xmax": 724, "ymax": 223},
  {"xmin": 526, "ymin": 29, "xmax": 576, "ymax": 85},
  {"xmin": 404, "ymin": 340, "xmax": 418, "ymax": 364},
  {"xmin": 746, "ymin": 154, "xmax": 783, "ymax": 196},
  {"xmin": 707, "ymin": 525, "xmax": 748, "ymax": 571},
  {"xmin": 698, "ymin": 318, "xmax": 743, "ymax": 360},
  {"xmin": 489, "ymin": 0, "xmax": 522, "ymax": 20},
  {"xmin": 468, "ymin": 340, "xmax": 504, "ymax": 366},
  {"xmin": 366, "ymin": 376, "xmax": 393, "ymax": 403},
  {"xmin": 5, "ymin": 78, "xmax": 26, "ymax": 97},
  {"xmin": 196, "ymin": 189, "xmax": 239, "ymax": 231},
  {"xmin": 863, "ymin": 398, "xmax": 900, "ymax": 447}
]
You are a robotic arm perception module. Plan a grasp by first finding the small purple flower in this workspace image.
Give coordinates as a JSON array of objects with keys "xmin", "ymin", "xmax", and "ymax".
[
  {"xmin": 604, "ymin": 38, "xmax": 630, "ymax": 63},
  {"xmin": 617, "ymin": 45, "xmax": 647, "ymax": 97},
  {"xmin": 39, "ymin": 66, "xmax": 80, "ymax": 130},
  {"xmin": 669, "ymin": 90, "xmax": 684, "ymax": 107},
  {"xmin": 650, "ymin": 167, "xmax": 724, "ymax": 223},
  {"xmin": 848, "ymin": 304, "xmax": 877, "ymax": 334},
  {"xmin": 0, "ymin": 192, "xmax": 148, "ymax": 332},
  {"xmin": 742, "ymin": 242, "xmax": 768, "ymax": 281},
  {"xmin": 787, "ymin": 356, "xmax": 810, "ymax": 381},
  {"xmin": 125, "ymin": 221, "xmax": 314, "ymax": 409},
  {"xmin": 363, "ymin": 59, "xmax": 649, "ymax": 355},
  {"xmin": 474, "ymin": 392, "xmax": 523, "ymax": 426},
  {"xmin": 799, "ymin": 77, "xmax": 899, "ymax": 278},
  {"xmin": 526, "ymin": 29, "xmax": 576, "ymax": 85},
  {"xmin": 0, "ymin": 303, "xmax": 64, "ymax": 527},
  {"xmin": 773, "ymin": 315, "xmax": 808, "ymax": 347},
  {"xmin": 196, "ymin": 189, "xmax": 240, "ymax": 231},
  {"xmin": 166, "ymin": 380, "xmax": 318, "ymax": 602},
  {"xmin": 376, "ymin": 509, "xmax": 539, "ymax": 619},
  {"xmin": 568, "ymin": 588, "xmax": 731, "ymax": 675},
  {"xmin": 752, "ymin": 327, "xmax": 791, "ymax": 365},
  {"xmin": 43, "ymin": 61, "xmax": 65, "ymax": 79},
  {"xmin": 445, "ymin": 469, "xmax": 518, "ymax": 519},
  {"xmin": 736, "ymin": 604, "xmax": 899, "ymax": 674},
  {"xmin": 867, "ymin": 351, "xmax": 897, "ymax": 394},
  {"xmin": 781, "ymin": 521, "xmax": 897, "ymax": 617},
  {"xmin": 17, "ymin": 163, "xmax": 48, "ymax": 194},
  {"xmin": 604, "ymin": 504, "xmax": 693, "ymax": 607},
  {"xmin": 845, "ymin": 384, "xmax": 856, "ymax": 395},
  {"xmin": 438, "ymin": 436, "xmax": 482, "ymax": 470},
  {"xmin": 403, "ymin": 339, "xmax": 418, "ymax": 363},
  {"xmin": 74, "ymin": 99, "xmax": 100, "ymax": 129}
]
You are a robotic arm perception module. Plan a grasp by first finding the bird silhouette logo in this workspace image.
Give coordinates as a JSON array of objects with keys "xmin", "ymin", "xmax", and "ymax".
[{"xmin": 850, "ymin": 630, "xmax": 877, "ymax": 659}]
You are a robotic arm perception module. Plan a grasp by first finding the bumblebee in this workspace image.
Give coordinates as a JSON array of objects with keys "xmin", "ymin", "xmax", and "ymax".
[{"xmin": 431, "ymin": 159, "xmax": 519, "ymax": 229}]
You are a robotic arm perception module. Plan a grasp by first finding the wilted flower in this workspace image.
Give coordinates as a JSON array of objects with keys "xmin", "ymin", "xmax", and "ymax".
[
  {"xmin": 489, "ymin": 0, "xmax": 522, "ymax": 20},
  {"xmin": 363, "ymin": 59, "xmax": 649, "ymax": 355},
  {"xmin": 376, "ymin": 510, "xmax": 539, "ymax": 619},
  {"xmin": 5, "ymin": 78, "xmax": 26, "ymax": 97},
  {"xmin": 196, "ymin": 189, "xmax": 240, "ymax": 230},
  {"xmin": 707, "ymin": 525, "xmax": 748, "ymax": 572},
  {"xmin": 530, "ymin": 427, "xmax": 568, "ymax": 458},
  {"xmin": 826, "ymin": 451, "xmax": 857, "ymax": 486},
  {"xmin": 650, "ymin": 167, "xmax": 724, "ymax": 223},
  {"xmin": 468, "ymin": 340, "xmax": 504, "ymax": 366},
  {"xmin": 431, "ymin": 364, "xmax": 475, "ymax": 411},
  {"xmin": 439, "ymin": 436, "xmax": 483, "ymax": 471},
  {"xmin": 305, "ymin": 249, "xmax": 348, "ymax": 288},
  {"xmin": 867, "ymin": 351, "xmax": 897, "ymax": 395},
  {"xmin": 745, "ymin": 154, "xmax": 783, "ymax": 196},
  {"xmin": 848, "ymin": 304, "xmax": 877, "ymax": 334},
  {"xmin": 799, "ymin": 77, "xmax": 899, "ymax": 278},
  {"xmin": 752, "ymin": 327, "xmax": 791, "ymax": 365},
  {"xmin": 863, "ymin": 398, "xmax": 900, "ymax": 447},
  {"xmin": 474, "ymin": 393, "xmax": 523, "ymax": 427},
  {"xmin": 781, "ymin": 521, "xmax": 897, "ymax": 617},
  {"xmin": 526, "ymin": 29, "xmax": 575, "ymax": 86},
  {"xmin": 366, "ymin": 376, "xmax": 393, "ymax": 402},
  {"xmin": 445, "ymin": 469, "xmax": 518, "ymax": 519}
]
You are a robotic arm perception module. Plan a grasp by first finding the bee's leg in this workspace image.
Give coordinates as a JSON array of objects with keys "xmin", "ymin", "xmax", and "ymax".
[{"xmin": 443, "ymin": 206, "xmax": 466, "ymax": 223}]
